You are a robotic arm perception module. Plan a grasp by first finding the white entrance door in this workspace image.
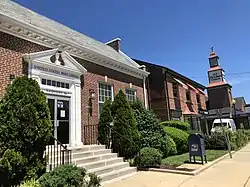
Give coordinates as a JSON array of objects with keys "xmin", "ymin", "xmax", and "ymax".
[{"xmin": 47, "ymin": 96, "xmax": 70, "ymax": 145}]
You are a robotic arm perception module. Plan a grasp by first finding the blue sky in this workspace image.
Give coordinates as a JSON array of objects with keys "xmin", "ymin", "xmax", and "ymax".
[{"xmin": 14, "ymin": 0, "xmax": 250, "ymax": 103}]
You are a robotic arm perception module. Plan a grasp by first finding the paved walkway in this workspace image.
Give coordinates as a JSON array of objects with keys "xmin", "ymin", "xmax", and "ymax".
[{"xmin": 104, "ymin": 143, "xmax": 250, "ymax": 187}]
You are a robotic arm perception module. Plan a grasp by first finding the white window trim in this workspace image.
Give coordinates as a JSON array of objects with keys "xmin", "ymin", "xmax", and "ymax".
[
  {"xmin": 125, "ymin": 88, "xmax": 137, "ymax": 102},
  {"xmin": 98, "ymin": 82, "xmax": 114, "ymax": 116}
]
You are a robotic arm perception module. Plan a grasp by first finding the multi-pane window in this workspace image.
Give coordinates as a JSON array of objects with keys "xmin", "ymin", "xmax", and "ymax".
[
  {"xmin": 172, "ymin": 83, "xmax": 178, "ymax": 98},
  {"xmin": 41, "ymin": 78, "xmax": 70, "ymax": 89},
  {"xmin": 186, "ymin": 90, "xmax": 191, "ymax": 102},
  {"xmin": 98, "ymin": 83, "xmax": 113, "ymax": 115},
  {"xmin": 125, "ymin": 89, "xmax": 136, "ymax": 102}
]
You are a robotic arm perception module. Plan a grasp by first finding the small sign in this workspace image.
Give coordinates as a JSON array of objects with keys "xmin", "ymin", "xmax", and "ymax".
[
  {"xmin": 191, "ymin": 144, "xmax": 198, "ymax": 152},
  {"xmin": 60, "ymin": 110, "xmax": 65, "ymax": 118},
  {"xmin": 209, "ymin": 70, "xmax": 223, "ymax": 83},
  {"xmin": 245, "ymin": 106, "xmax": 250, "ymax": 114}
]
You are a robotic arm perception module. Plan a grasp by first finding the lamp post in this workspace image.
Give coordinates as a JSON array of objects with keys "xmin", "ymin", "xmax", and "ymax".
[
  {"xmin": 232, "ymin": 99, "xmax": 236, "ymax": 123},
  {"xmin": 86, "ymin": 89, "xmax": 96, "ymax": 126}
]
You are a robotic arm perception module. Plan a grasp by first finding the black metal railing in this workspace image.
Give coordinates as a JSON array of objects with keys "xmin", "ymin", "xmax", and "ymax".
[
  {"xmin": 83, "ymin": 124, "xmax": 98, "ymax": 145},
  {"xmin": 45, "ymin": 137, "xmax": 72, "ymax": 171},
  {"xmin": 84, "ymin": 123, "xmax": 141, "ymax": 167},
  {"xmin": 105, "ymin": 124, "xmax": 141, "ymax": 168}
]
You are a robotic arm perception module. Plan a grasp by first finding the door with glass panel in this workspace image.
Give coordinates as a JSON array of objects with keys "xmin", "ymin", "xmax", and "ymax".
[{"xmin": 47, "ymin": 96, "xmax": 70, "ymax": 145}]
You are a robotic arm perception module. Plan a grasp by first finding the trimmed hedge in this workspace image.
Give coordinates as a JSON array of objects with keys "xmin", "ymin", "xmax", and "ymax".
[
  {"xmin": 164, "ymin": 126, "xmax": 189, "ymax": 154},
  {"xmin": 165, "ymin": 136, "xmax": 177, "ymax": 156},
  {"xmin": 160, "ymin": 120, "xmax": 190, "ymax": 131},
  {"xmin": 136, "ymin": 147, "xmax": 162, "ymax": 168}
]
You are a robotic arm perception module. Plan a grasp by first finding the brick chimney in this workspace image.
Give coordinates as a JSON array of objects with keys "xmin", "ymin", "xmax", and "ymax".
[{"xmin": 106, "ymin": 38, "xmax": 121, "ymax": 52}]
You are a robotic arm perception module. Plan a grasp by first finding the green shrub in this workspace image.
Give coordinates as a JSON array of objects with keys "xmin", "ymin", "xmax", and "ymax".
[
  {"xmin": 205, "ymin": 130, "xmax": 250, "ymax": 151},
  {"xmin": 39, "ymin": 164, "xmax": 101, "ymax": 187},
  {"xmin": 111, "ymin": 90, "xmax": 140, "ymax": 159},
  {"xmin": 165, "ymin": 136, "xmax": 177, "ymax": 156},
  {"xmin": 130, "ymin": 99, "xmax": 170, "ymax": 157},
  {"xmin": 0, "ymin": 77, "xmax": 52, "ymax": 185},
  {"xmin": 21, "ymin": 179, "xmax": 40, "ymax": 187},
  {"xmin": 130, "ymin": 97, "xmax": 145, "ymax": 113},
  {"xmin": 164, "ymin": 127, "xmax": 189, "ymax": 154},
  {"xmin": 160, "ymin": 120, "xmax": 190, "ymax": 131},
  {"xmin": 136, "ymin": 147, "xmax": 162, "ymax": 168},
  {"xmin": 204, "ymin": 133, "xmax": 228, "ymax": 150},
  {"xmin": 0, "ymin": 149, "xmax": 27, "ymax": 186},
  {"xmin": 98, "ymin": 99, "xmax": 113, "ymax": 147},
  {"xmin": 243, "ymin": 129, "xmax": 250, "ymax": 140}
]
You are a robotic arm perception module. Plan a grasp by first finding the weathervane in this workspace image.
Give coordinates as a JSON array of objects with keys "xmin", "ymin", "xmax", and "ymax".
[{"xmin": 210, "ymin": 46, "xmax": 214, "ymax": 52}]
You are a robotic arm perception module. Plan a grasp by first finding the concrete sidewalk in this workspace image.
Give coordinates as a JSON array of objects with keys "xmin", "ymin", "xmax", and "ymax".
[{"xmin": 104, "ymin": 144, "xmax": 250, "ymax": 187}]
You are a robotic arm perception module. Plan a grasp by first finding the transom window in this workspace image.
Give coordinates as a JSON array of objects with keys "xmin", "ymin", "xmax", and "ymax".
[
  {"xmin": 126, "ymin": 89, "xmax": 136, "ymax": 102},
  {"xmin": 98, "ymin": 83, "xmax": 113, "ymax": 115},
  {"xmin": 41, "ymin": 78, "xmax": 70, "ymax": 89}
]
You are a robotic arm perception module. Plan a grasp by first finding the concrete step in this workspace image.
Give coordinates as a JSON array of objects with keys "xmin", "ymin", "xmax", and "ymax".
[
  {"xmin": 88, "ymin": 162, "xmax": 129, "ymax": 176},
  {"xmin": 99, "ymin": 167, "xmax": 137, "ymax": 183},
  {"xmin": 78, "ymin": 157, "xmax": 124, "ymax": 170},
  {"xmin": 45, "ymin": 145, "xmax": 109, "ymax": 160},
  {"xmin": 70, "ymin": 145, "xmax": 106, "ymax": 154},
  {"xmin": 72, "ymin": 149, "xmax": 111, "ymax": 159},
  {"xmin": 72, "ymin": 153, "xmax": 117, "ymax": 165},
  {"xmin": 46, "ymin": 145, "xmax": 106, "ymax": 153}
]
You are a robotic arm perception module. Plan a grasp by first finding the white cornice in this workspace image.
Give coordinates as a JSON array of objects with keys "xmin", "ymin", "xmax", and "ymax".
[{"xmin": 0, "ymin": 14, "xmax": 149, "ymax": 79}]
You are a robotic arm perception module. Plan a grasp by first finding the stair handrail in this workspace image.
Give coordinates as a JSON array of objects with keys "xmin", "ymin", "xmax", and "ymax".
[
  {"xmin": 46, "ymin": 136, "xmax": 72, "ymax": 171},
  {"xmin": 103, "ymin": 123, "xmax": 141, "ymax": 167}
]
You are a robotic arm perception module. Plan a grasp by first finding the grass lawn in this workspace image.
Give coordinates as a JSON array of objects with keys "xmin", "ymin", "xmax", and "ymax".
[{"xmin": 161, "ymin": 150, "xmax": 228, "ymax": 167}]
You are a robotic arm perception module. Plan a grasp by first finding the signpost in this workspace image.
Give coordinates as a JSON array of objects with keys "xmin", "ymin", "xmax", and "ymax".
[{"xmin": 216, "ymin": 109, "xmax": 232, "ymax": 159}]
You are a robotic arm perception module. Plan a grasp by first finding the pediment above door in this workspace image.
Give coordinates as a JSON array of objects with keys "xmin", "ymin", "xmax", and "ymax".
[{"xmin": 23, "ymin": 49, "xmax": 87, "ymax": 78}]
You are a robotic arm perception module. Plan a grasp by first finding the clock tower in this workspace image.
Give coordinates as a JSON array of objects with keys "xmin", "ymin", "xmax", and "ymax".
[{"xmin": 207, "ymin": 50, "xmax": 233, "ymax": 109}]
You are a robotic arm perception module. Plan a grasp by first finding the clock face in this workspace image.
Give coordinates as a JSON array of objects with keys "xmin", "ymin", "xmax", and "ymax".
[{"xmin": 209, "ymin": 58, "xmax": 219, "ymax": 67}]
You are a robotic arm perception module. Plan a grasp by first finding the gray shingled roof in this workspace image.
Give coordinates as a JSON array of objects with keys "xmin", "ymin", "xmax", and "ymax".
[{"xmin": 0, "ymin": 0, "xmax": 140, "ymax": 70}]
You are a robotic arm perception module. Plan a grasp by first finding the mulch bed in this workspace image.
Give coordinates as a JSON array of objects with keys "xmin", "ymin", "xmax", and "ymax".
[
  {"xmin": 139, "ymin": 165, "xmax": 195, "ymax": 172},
  {"xmin": 158, "ymin": 165, "xmax": 195, "ymax": 172}
]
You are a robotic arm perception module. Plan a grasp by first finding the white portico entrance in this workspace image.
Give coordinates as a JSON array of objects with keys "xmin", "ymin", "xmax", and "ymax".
[{"xmin": 23, "ymin": 49, "xmax": 87, "ymax": 147}]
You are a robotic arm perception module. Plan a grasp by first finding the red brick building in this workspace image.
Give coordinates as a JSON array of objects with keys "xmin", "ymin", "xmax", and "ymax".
[
  {"xmin": 134, "ymin": 59, "xmax": 207, "ymax": 131},
  {"xmin": 0, "ymin": 1, "xmax": 149, "ymax": 146}
]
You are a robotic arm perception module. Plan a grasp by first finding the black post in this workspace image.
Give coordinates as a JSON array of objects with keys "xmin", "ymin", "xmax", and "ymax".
[{"xmin": 234, "ymin": 104, "xmax": 236, "ymax": 125}]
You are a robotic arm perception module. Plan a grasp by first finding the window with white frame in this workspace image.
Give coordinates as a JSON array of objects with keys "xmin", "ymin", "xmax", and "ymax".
[
  {"xmin": 98, "ymin": 83, "xmax": 113, "ymax": 115},
  {"xmin": 125, "ymin": 89, "xmax": 136, "ymax": 102}
]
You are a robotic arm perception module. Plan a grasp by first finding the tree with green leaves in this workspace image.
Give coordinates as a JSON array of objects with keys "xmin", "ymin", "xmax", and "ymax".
[
  {"xmin": 111, "ymin": 90, "xmax": 140, "ymax": 159},
  {"xmin": 0, "ymin": 77, "xmax": 52, "ymax": 186},
  {"xmin": 130, "ymin": 99, "xmax": 172, "ymax": 157},
  {"xmin": 98, "ymin": 99, "xmax": 113, "ymax": 148}
]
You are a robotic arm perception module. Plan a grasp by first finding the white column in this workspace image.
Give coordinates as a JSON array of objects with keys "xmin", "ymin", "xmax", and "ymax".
[
  {"xmin": 143, "ymin": 76, "xmax": 148, "ymax": 109},
  {"xmin": 69, "ymin": 84, "xmax": 76, "ymax": 147},
  {"xmin": 75, "ymin": 82, "xmax": 82, "ymax": 146}
]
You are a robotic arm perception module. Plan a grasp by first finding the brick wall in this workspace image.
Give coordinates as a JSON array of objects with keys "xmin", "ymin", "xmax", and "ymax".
[
  {"xmin": 200, "ymin": 94, "xmax": 207, "ymax": 110},
  {"xmin": 207, "ymin": 85, "xmax": 232, "ymax": 109},
  {"xmin": 167, "ymin": 82, "xmax": 175, "ymax": 110},
  {"xmin": 167, "ymin": 79, "xmax": 207, "ymax": 119},
  {"xmin": 0, "ymin": 31, "xmax": 145, "ymax": 144},
  {"xmin": 0, "ymin": 32, "xmax": 48, "ymax": 95},
  {"xmin": 80, "ymin": 71, "xmax": 144, "ymax": 142}
]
